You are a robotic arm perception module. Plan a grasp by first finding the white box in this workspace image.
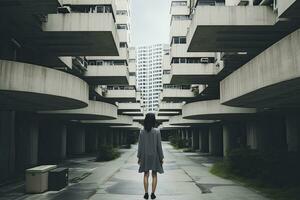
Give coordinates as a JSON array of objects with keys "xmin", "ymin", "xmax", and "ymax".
[{"xmin": 25, "ymin": 165, "xmax": 57, "ymax": 193}]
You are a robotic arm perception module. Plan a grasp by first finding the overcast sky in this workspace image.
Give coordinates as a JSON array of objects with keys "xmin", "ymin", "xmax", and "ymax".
[{"xmin": 131, "ymin": 0, "xmax": 171, "ymax": 47}]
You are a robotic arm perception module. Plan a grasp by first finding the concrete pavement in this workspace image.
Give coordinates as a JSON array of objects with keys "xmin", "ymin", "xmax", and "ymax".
[{"xmin": 0, "ymin": 143, "xmax": 269, "ymax": 200}]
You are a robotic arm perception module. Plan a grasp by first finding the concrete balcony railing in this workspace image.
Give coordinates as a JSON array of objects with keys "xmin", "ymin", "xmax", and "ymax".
[
  {"xmin": 105, "ymin": 87, "xmax": 136, "ymax": 102},
  {"xmin": 159, "ymin": 102, "xmax": 183, "ymax": 111},
  {"xmin": 116, "ymin": 14, "xmax": 129, "ymax": 24},
  {"xmin": 171, "ymin": 44, "xmax": 215, "ymax": 59},
  {"xmin": 162, "ymin": 74, "xmax": 171, "ymax": 85},
  {"xmin": 182, "ymin": 99, "xmax": 256, "ymax": 120},
  {"xmin": 84, "ymin": 65, "xmax": 129, "ymax": 85},
  {"xmin": 0, "ymin": 60, "xmax": 88, "ymax": 111},
  {"xmin": 118, "ymin": 102, "xmax": 141, "ymax": 112},
  {"xmin": 220, "ymin": 28, "xmax": 300, "ymax": 108},
  {"xmin": 118, "ymin": 29, "xmax": 128, "ymax": 43},
  {"xmin": 161, "ymin": 87, "xmax": 195, "ymax": 102},
  {"xmin": 129, "ymin": 75, "xmax": 136, "ymax": 86},
  {"xmin": 39, "ymin": 100, "xmax": 118, "ymax": 120},
  {"xmin": 162, "ymin": 54, "xmax": 171, "ymax": 70},
  {"xmin": 170, "ymin": 63, "xmax": 222, "ymax": 84},
  {"xmin": 169, "ymin": 115, "xmax": 215, "ymax": 126},
  {"xmin": 170, "ymin": 4, "xmax": 190, "ymax": 15},
  {"xmin": 81, "ymin": 115, "xmax": 133, "ymax": 126},
  {"xmin": 41, "ymin": 13, "xmax": 119, "ymax": 56},
  {"xmin": 128, "ymin": 62, "xmax": 136, "ymax": 73},
  {"xmin": 170, "ymin": 20, "xmax": 190, "ymax": 39},
  {"xmin": 187, "ymin": 6, "xmax": 281, "ymax": 53}
]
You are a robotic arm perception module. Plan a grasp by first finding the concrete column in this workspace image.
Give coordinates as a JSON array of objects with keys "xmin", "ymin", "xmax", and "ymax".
[
  {"xmin": 39, "ymin": 120, "xmax": 67, "ymax": 163},
  {"xmin": 68, "ymin": 124, "xmax": 85, "ymax": 155},
  {"xmin": 15, "ymin": 112, "xmax": 39, "ymax": 173},
  {"xmin": 285, "ymin": 115, "xmax": 300, "ymax": 152},
  {"xmin": 86, "ymin": 126, "xmax": 98, "ymax": 153},
  {"xmin": 209, "ymin": 124, "xmax": 223, "ymax": 156},
  {"xmin": 120, "ymin": 131, "xmax": 124, "ymax": 145},
  {"xmin": 107, "ymin": 129, "xmax": 114, "ymax": 147},
  {"xmin": 191, "ymin": 128, "xmax": 199, "ymax": 150},
  {"xmin": 246, "ymin": 121, "xmax": 259, "ymax": 149},
  {"xmin": 199, "ymin": 127, "xmax": 209, "ymax": 153},
  {"xmin": 181, "ymin": 129, "xmax": 185, "ymax": 140},
  {"xmin": 99, "ymin": 127, "xmax": 107, "ymax": 146},
  {"xmin": 0, "ymin": 111, "xmax": 15, "ymax": 182}
]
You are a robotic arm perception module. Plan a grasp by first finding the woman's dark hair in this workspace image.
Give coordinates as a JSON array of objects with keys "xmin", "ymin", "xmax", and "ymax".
[{"xmin": 144, "ymin": 113, "xmax": 156, "ymax": 132}]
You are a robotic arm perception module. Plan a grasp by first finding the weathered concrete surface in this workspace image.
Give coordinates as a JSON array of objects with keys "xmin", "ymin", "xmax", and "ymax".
[
  {"xmin": 39, "ymin": 100, "xmax": 118, "ymax": 120},
  {"xmin": 41, "ymin": 13, "xmax": 119, "ymax": 56},
  {"xmin": 0, "ymin": 60, "xmax": 89, "ymax": 111},
  {"xmin": 220, "ymin": 29, "xmax": 300, "ymax": 108},
  {"xmin": 182, "ymin": 99, "xmax": 256, "ymax": 120}
]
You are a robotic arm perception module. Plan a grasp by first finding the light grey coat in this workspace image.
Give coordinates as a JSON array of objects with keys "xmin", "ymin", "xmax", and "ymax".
[{"xmin": 137, "ymin": 128, "xmax": 164, "ymax": 174}]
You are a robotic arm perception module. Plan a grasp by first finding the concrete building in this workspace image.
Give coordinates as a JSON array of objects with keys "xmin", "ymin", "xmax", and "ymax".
[
  {"xmin": 0, "ymin": 0, "xmax": 142, "ymax": 183},
  {"xmin": 161, "ymin": 0, "xmax": 300, "ymax": 157},
  {"xmin": 136, "ymin": 44, "xmax": 167, "ymax": 113}
]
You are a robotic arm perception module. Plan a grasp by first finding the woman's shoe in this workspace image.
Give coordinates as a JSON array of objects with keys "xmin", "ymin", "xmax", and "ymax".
[
  {"xmin": 151, "ymin": 193, "xmax": 156, "ymax": 199},
  {"xmin": 144, "ymin": 193, "xmax": 149, "ymax": 199}
]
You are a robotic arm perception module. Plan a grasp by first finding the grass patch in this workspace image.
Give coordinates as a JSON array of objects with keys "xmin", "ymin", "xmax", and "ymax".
[{"xmin": 210, "ymin": 161, "xmax": 300, "ymax": 200}]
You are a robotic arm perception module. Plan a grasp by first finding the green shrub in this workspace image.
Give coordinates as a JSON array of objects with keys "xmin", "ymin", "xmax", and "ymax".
[
  {"xmin": 169, "ymin": 135, "xmax": 188, "ymax": 149},
  {"xmin": 225, "ymin": 148, "xmax": 300, "ymax": 187},
  {"xmin": 96, "ymin": 145, "xmax": 120, "ymax": 162}
]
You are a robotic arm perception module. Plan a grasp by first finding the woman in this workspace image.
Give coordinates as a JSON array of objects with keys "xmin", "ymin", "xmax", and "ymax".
[{"xmin": 137, "ymin": 113, "xmax": 164, "ymax": 200}]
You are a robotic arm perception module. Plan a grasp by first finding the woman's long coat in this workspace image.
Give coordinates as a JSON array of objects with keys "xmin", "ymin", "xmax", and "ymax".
[{"xmin": 137, "ymin": 128, "xmax": 164, "ymax": 174}]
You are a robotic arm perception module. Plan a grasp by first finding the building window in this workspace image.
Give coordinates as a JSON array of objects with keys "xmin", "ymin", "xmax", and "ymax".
[
  {"xmin": 172, "ymin": 36, "xmax": 186, "ymax": 44},
  {"xmin": 120, "ymin": 42, "xmax": 128, "ymax": 48},
  {"xmin": 116, "ymin": 10, "xmax": 128, "ymax": 15},
  {"xmin": 171, "ymin": 1, "xmax": 187, "ymax": 6},
  {"xmin": 117, "ymin": 24, "xmax": 128, "ymax": 30}
]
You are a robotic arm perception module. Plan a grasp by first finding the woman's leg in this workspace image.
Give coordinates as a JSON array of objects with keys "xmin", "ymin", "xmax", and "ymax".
[
  {"xmin": 144, "ymin": 171, "xmax": 149, "ymax": 193},
  {"xmin": 151, "ymin": 171, "xmax": 157, "ymax": 193}
]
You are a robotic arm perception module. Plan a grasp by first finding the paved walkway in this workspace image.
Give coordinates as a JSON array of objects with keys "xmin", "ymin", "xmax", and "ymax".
[{"xmin": 0, "ymin": 143, "xmax": 269, "ymax": 200}]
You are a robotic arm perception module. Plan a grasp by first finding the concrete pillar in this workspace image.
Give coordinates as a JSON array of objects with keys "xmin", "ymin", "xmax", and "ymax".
[
  {"xmin": 286, "ymin": 115, "xmax": 300, "ymax": 152},
  {"xmin": 209, "ymin": 124, "xmax": 223, "ymax": 156},
  {"xmin": 86, "ymin": 126, "xmax": 98, "ymax": 153},
  {"xmin": 15, "ymin": 112, "xmax": 39, "ymax": 173},
  {"xmin": 199, "ymin": 127, "xmax": 209, "ymax": 153},
  {"xmin": 39, "ymin": 120, "xmax": 67, "ymax": 163},
  {"xmin": 68, "ymin": 124, "xmax": 85, "ymax": 155},
  {"xmin": 223, "ymin": 123, "xmax": 236, "ymax": 157},
  {"xmin": 107, "ymin": 129, "xmax": 114, "ymax": 147},
  {"xmin": 246, "ymin": 121, "xmax": 259, "ymax": 149},
  {"xmin": 191, "ymin": 128, "xmax": 199, "ymax": 150},
  {"xmin": 99, "ymin": 127, "xmax": 107, "ymax": 146},
  {"xmin": 113, "ymin": 130, "xmax": 120, "ymax": 147},
  {"xmin": 181, "ymin": 129, "xmax": 185, "ymax": 140},
  {"xmin": 0, "ymin": 111, "xmax": 15, "ymax": 182},
  {"xmin": 120, "ymin": 131, "xmax": 124, "ymax": 145}
]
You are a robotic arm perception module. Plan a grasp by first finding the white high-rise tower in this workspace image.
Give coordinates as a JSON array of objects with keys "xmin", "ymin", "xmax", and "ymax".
[{"xmin": 136, "ymin": 44, "xmax": 168, "ymax": 113}]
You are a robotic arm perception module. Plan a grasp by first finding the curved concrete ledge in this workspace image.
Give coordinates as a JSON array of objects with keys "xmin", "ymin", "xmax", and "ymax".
[
  {"xmin": 0, "ymin": 60, "xmax": 88, "ymax": 111},
  {"xmin": 81, "ymin": 115, "xmax": 133, "ymax": 126},
  {"xmin": 39, "ymin": 100, "xmax": 117, "ymax": 120},
  {"xmin": 182, "ymin": 100, "xmax": 256, "ymax": 120},
  {"xmin": 169, "ymin": 115, "xmax": 215, "ymax": 126},
  {"xmin": 159, "ymin": 122, "xmax": 190, "ymax": 130},
  {"xmin": 220, "ymin": 29, "xmax": 300, "ymax": 108},
  {"xmin": 111, "ymin": 122, "xmax": 142, "ymax": 130}
]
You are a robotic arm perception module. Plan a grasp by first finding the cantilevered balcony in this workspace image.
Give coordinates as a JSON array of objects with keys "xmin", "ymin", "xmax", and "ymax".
[
  {"xmin": 39, "ymin": 100, "xmax": 118, "ymax": 120},
  {"xmin": 0, "ymin": 60, "xmax": 88, "ymax": 111},
  {"xmin": 159, "ymin": 102, "xmax": 183, "ymax": 112},
  {"xmin": 84, "ymin": 65, "xmax": 129, "ymax": 85},
  {"xmin": 105, "ymin": 86, "xmax": 136, "ymax": 102},
  {"xmin": 161, "ymin": 86, "xmax": 195, "ymax": 102},
  {"xmin": 169, "ymin": 115, "xmax": 215, "ymax": 126},
  {"xmin": 38, "ymin": 13, "xmax": 119, "ymax": 56},
  {"xmin": 187, "ymin": 6, "xmax": 299, "ymax": 54},
  {"xmin": 170, "ymin": 62, "xmax": 222, "ymax": 84},
  {"xmin": 182, "ymin": 99, "xmax": 256, "ymax": 120},
  {"xmin": 220, "ymin": 29, "xmax": 300, "ymax": 108},
  {"xmin": 81, "ymin": 115, "xmax": 133, "ymax": 126}
]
